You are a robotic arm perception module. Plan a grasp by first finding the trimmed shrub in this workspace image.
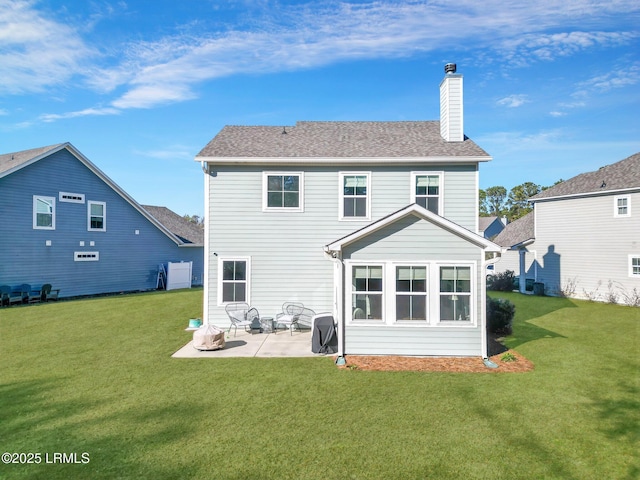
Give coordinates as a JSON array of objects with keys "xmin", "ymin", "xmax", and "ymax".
[
  {"xmin": 487, "ymin": 270, "xmax": 517, "ymax": 292},
  {"xmin": 487, "ymin": 297, "xmax": 515, "ymax": 335}
]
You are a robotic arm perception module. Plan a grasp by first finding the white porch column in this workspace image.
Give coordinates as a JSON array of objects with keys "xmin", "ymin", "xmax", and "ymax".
[{"xmin": 519, "ymin": 249, "xmax": 527, "ymax": 293}]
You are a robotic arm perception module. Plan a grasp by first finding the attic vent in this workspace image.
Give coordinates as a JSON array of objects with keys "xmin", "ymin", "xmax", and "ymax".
[
  {"xmin": 74, "ymin": 251, "xmax": 99, "ymax": 262},
  {"xmin": 60, "ymin": 192, "xmax": 85, "ymax": 203},
  {"xmin": 444, "ymin": 63, "xmax": 457, "ymax": 74}
]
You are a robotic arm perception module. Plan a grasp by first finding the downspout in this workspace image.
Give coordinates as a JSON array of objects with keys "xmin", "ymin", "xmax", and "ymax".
[
  {"xmin": 482, "ymin": 251, "xmax": 503, "ymax": 367},
  {"xmin": 324, "ymin": 246, "xmax": 345, "ymax": 366},
  {"xmin": 201, "ymin": 161, "xmax": 211, "ymax": 325}
]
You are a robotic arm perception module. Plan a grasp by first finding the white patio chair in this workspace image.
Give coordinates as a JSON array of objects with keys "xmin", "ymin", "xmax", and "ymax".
[
  {"xmin": 275, "ymin": 302, "xmax": 315, "ymax": 335},
  {"xmin": 225, "ymin": 302, "xmax": 252, "ymax": 337}
]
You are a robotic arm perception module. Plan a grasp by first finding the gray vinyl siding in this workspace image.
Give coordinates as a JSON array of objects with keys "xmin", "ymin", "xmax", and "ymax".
[
  {"xmin": 342, "ymin": 214, "xmax": 484, "ymax": 356},
  {"xmin": 0, "ymin": 149, "xmax": 203, "ymax": 298},
  {"xmin": 345, "ymin": 327, "xmax": 481, "ymax": 356},
  {"xmin": 206, "ymin": 163, "xmax": 480, "ymax": 324},
  {"xmin": 534, "ymin": 193, "xmax": 640, "ymax": 300}
]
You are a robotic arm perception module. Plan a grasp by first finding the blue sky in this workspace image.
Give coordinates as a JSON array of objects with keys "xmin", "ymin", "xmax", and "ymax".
[{"xmin": 1, "ymin": 0, "xmax": 639, "ymax": 218}]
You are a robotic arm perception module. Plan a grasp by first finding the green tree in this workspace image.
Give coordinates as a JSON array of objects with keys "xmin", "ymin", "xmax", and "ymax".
[
  {"xmin": 483, "ymin": 186, "xmax": 507, "ymax": 217},
  {"xmin": 479, "ymin": 189, "xmax": 489, "ymax": 216},
  {"xmin": 183, "ymin": 214, "xmax": 204, "ymax": 227},
  {"xmin": 506, "ymin": 182, "xmax": 541, "ymax": 221}
]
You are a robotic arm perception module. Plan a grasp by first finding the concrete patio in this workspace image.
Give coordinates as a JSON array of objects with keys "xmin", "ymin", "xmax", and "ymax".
[{"xmin": 172, "ymin": 327, "xmax": 319, "ymax": 358}]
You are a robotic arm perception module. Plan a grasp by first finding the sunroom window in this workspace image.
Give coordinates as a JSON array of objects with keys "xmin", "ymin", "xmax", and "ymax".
[
  {"xmin": 396, "ymin": 266, "xmax": 427, "ymax": 321},
  {"xmin": 352, "ymin": 265, "xmax": 383, "ymax": 320},
  {"xmin": 439, "ymin": 266, "xmax": 471, "ymax": 321}
]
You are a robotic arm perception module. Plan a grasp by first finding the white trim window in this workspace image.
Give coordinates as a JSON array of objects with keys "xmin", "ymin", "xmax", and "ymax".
[
  {"xmin": 395, "ymin": 266, "xmax": 428, "ymax": 321},
  {"xmin": 346, "ymin": 261, "xmax": 475, "ymax": 325},
  {"xmin": 218, "ymin": 257, "xmax": 251, "ymax": 304},
  {"xmin": 33, "ymin": 195, "xmax": 56, "ymax": 230},
  {"xmin": 263, "ymin": 172, "xmax": 303, "ymax": 212},
  {"xmin": 411, "ymin": 172, "xmax": 443, "ymax": 214},
  {"xmin": 614, "ymin": 195, "xmax": 631, "ymax": 217},
  {"xmin": 351, "ymin": 264, "xmax": 384, "ymax": 321},
  {"xmin": 339, "ymin": 172, "xmax": 370, "ymax": 220},
  {"xmin": 630, "ymin": 255, "xmax": 640, "ymax": 277},
  {"xmin": 439, "ymin": 266, "xmax": 472, "ymax": 322},
  {"xmin": 88, "ymin": 201, "xmax": 106, "ymax": 231}
]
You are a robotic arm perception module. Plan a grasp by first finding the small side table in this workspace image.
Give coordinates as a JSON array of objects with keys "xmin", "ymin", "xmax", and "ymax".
[{"xmin": 260, "ymin": 316, "xmax": 275, "ymax": 333}]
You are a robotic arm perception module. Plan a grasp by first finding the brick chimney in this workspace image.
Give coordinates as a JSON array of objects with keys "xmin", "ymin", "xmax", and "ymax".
[{"xmin": 440, "ymin": 63, "xmax": 464, "ymax": 142}]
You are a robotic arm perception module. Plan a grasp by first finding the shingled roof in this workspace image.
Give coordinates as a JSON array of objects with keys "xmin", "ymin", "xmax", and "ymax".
[
  {"xmin": 197, "ymin": 121, "xmax": 490, "ymax": 160},
  {"xmin": 532, "ymin": 152, "xmax": 640, "ymax": 201},
  {"xmin": 493, "ymin": 212, "xmax": 535, "ymax": 249},
  {"xmin": 0, "ymin": 143, "xmax": 65, "ymax": 176},
  {"xmin": 142, "ymin": 206, "xmax": 204, "ymax": 246}
]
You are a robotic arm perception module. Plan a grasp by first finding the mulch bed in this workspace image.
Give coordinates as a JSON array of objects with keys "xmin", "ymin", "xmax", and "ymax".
[{"xmin": 336, "ymin": 336, "xmax": 534, "ymax": 373}]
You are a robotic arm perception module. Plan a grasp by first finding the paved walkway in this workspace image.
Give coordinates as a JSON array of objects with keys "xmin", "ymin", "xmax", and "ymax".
[{"xmin": 172, "ymin": 328, "xmax": 318, "ymax": 358}]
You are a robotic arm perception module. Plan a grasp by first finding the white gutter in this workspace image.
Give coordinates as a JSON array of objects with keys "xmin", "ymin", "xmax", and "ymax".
[{"xmin": 195, "ymin": 155, "xmax": 492, "ymax": 166}]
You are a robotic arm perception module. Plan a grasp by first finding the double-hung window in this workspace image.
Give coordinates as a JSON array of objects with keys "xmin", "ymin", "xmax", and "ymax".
[
  {"xmin": 263, "ymin": 172, "xmax": 303, "ymax": 211},
  {"xmin": 412, "ymin": 172, "xmax": 442, "ymax": 214},
  {"xmin": 630, "ymin": 256, "xmax": 640, "ymax": 277},
  {"xmin": 396, "ymin": 266, "xmax": 428, "ymax": 321},
  {"xmin": 219, "ymin": 258, "xmax": 250, "ymax": 304},
  {"xmin": 33, "ymin": 195, "xmax": 55, "ymax": 229},
  {"xmin": 88, "ymin": 201, "xmax": 106, "ymax": 231},
  {"xmin": 439, "ymin": 266, "xmax": 471, "ymax": 321},
  {"xmin": 614, "ymin": 195, "xmax": 631, "ymax": 217},
  {"xmin": 340, "ymin": 173, "xmax": 370, "ymax": 220},
  {"xmin": 352, "ymin": 265, "xmax": 383, "ymax": 320}
]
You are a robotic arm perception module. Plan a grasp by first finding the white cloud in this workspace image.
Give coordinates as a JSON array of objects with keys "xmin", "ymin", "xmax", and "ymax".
[
  {"xmin": 0, "ymin": 0, "xmax": 94, "ymax": 94},
  {"xmin": 577, "ymin": 62, "xmax": 640, "ymax": 92},
  {"xmin": 39, "ymin": 107, "xmax": 120, "ymax": 122},
  {"xmin": 500, "ymin": 31, "xmax": 638, "ymax": 65},
  {"xmin": 497, "ymin": 95, "xmax": 529, "ymax": 108},
  {"xmin": 8, "ymin": 0, "xmax": 639, "ymax": 117},
  {"xmin": 99, "ymin": 1, "xmax": 640, "ymax": 110}
]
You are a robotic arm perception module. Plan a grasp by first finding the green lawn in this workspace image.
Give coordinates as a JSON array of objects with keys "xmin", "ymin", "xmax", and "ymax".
[{"xmin": 1, "ymin": 289, "xmax": 638, "ymax": 479}]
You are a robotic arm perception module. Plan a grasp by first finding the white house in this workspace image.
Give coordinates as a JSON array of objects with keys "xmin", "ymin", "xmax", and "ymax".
[
  {"xmin": 494, "ymin": 153, "xmax": 640, "ymax": 305},
  {"xmin": 195, "ymin": 64, "xmax": 502, "ymax": 359}
]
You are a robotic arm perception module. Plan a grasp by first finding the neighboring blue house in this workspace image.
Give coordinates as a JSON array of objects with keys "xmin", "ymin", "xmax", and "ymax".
[
  {"xmin": 478, "ymin": 216, "xmax": 505, "ymax": 239},
  {"xmin": 195, "ymin": 64, "xmax": 502, "ymax": 359},
  {"xmin": 0, "ymin": 143, "xmax": 203, "ymax": 299}
]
